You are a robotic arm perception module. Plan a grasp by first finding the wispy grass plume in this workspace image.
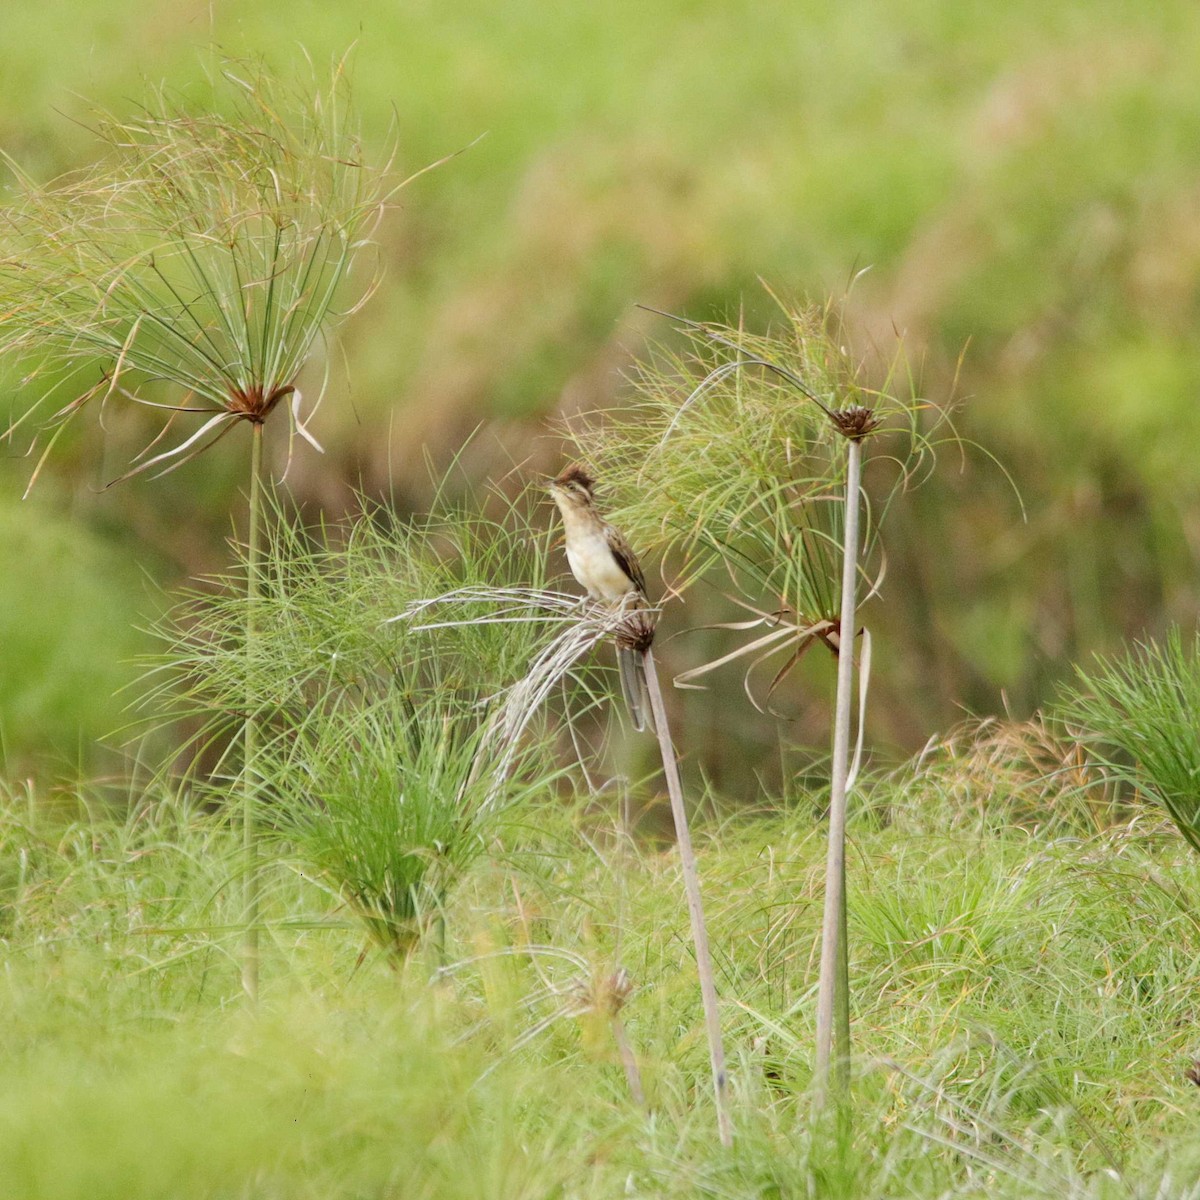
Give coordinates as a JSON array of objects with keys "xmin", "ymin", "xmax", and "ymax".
[
  {"xmin": 567, "ymin": 294, "xmax": 934, "ymax": 705},
  {"xmin": 888, "ymin": 716, "xmax": 1121, "ymax": 837},
  {"xmin": 144, "ymin": 492, "xmax": 570, "ymax": 963},
  {"xmin": 273, "ymin": 692, "xmax": 549, "ymax": 960},
  {"xmin": 0, "ymin": 55, "xmax": 401, "ymax": 485}
]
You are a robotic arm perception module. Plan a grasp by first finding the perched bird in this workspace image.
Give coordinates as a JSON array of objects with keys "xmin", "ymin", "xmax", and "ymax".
[{"xmin": 547, "ymin": 464, "xmax": 654, "ymax": 732}]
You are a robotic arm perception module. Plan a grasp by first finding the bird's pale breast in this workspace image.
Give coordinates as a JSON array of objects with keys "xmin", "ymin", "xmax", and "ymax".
[{"xmin": 565, "ymin": 528, "xmax": 637, "ymax": 602}]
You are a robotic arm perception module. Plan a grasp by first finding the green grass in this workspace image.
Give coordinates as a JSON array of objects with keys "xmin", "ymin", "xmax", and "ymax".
[
  {"xmin": 1062, "ymin": 627, "xmax": 1200, "ymax": 853},
  {"xmin": 3, "ymin": 755, "xmax": 1200, "ymax": 1198}
]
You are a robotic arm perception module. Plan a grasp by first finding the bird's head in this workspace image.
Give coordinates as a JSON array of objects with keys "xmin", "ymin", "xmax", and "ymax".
[{"xmin": 547, "ymin": 464, "xmax": 597, "ymax": 512}]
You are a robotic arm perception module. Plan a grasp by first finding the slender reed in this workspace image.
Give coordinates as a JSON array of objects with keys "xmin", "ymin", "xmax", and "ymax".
[
  {"xmin": 611, "ymin": 1015, "xmax": 646, "ymax": 1110},
  {"xmin": 642, "ymin": 646, "xmax": 732, "ymax": 1146},
  {"xmin": 241, "ymin": 422, "xmax": 264, "ymax": 1000},
  {"xmin": 812, "ymin": 431, "xmax": 864, "ymax": 1111}
]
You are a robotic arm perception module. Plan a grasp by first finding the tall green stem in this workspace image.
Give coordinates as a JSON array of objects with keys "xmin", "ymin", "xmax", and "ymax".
[
  {"xmin": 642, "ymin": 647, "xmax": 733, "ymax": 1148},
  {"xmin": 242, "ymin": 421, "xmax": 264, "ymax": 1002},
  {"xmin": 813, "ymin": 436, "xmax": 863, "ymax": 1112}
]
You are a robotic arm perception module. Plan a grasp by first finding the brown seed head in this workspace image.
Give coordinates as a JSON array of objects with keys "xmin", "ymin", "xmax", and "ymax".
[
  {"xmin": 829, "ymin": 405, "xmax": 882, "ymax": 441},
  {"xmin": 573, "ymin": 967, "xmax": 635, "ymax": 1017},
  {"xmin": 226, "ymin": 383, "xmax": 295, "ymax": 425},
  {"xmin": 614, "ymin": 607, "xmax": 657, "ymax": 653}
]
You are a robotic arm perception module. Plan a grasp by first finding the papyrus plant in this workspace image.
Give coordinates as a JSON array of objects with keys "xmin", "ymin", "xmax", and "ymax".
[
  {"xmin": 0, "ymin": 59, "xmax": 399, "ymax": 485},
  {"xmin": 1061, "ymin": 626, "xmax": 1200, "ymax": 854},
  {"xmin": 567, "ymin": 294, "xmax": 937, "ymax": 1112},
  {"xmin": 144, "ymin": 495, "xmax": 568, "ymax": 963},
  {"xmin": 0, "ymin": 58, "xmax": 426, "ymax": 999}
]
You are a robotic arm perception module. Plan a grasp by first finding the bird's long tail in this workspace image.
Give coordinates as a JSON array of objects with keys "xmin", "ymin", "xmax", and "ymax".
[{"xmin": 617, "ymin": 646, "xmax": 654, "ymax": 733}]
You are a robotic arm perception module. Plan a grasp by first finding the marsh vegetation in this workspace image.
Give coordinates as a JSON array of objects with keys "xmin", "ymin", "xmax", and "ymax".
[{"xmin": 3, "ymin": 15, "xmax": 1200, "ymax": 1200}]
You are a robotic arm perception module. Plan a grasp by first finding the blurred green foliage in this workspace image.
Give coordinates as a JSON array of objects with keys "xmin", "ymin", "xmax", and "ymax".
[
  {"xmin": 0, "ymin": 492, "xmax": 150, "ymax": 766},
  {"xmin": 2, "ymin": 0, "xmax": 1199, "ymax": 771}
]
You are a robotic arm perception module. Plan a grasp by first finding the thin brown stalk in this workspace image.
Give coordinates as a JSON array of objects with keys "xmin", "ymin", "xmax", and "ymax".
[
  {"xmin": 812, "ymin": 435, "xmax": 863, "ymax": 1112},
  {"xmin": 641, "ymin": 647, "xmax": 732, "ymax": 1148}
]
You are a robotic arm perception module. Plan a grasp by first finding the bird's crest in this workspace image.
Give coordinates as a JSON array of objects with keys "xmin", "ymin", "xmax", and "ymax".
[{"xmin": 554, "ymin": 464, "xmax": 596, "ymax": 498}]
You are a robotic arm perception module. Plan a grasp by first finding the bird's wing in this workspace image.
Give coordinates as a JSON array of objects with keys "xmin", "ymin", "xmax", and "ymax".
[{"xmin": 605, "ymin": 524, "xmax": 648, "ymax": 597}]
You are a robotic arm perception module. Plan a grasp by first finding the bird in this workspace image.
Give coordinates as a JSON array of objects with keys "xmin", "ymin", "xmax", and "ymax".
[{"xmin": 547, "ymin": 464, "xmax": 654, "ymax": 732}]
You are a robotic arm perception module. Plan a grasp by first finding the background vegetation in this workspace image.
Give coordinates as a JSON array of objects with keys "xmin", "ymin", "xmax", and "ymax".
[
  {"xmin": 4, "ymin": 6, "xmax": 1200, "ymax": 1196},
  {"xmin": 5, "ymin": 0, "xmax": 1200, "ymax": 775}
]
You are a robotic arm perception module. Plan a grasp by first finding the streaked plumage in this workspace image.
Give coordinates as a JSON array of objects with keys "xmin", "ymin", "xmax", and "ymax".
[{"xmin": 548, "ymin": 465, "xmax": 654, "ymax": 731}]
